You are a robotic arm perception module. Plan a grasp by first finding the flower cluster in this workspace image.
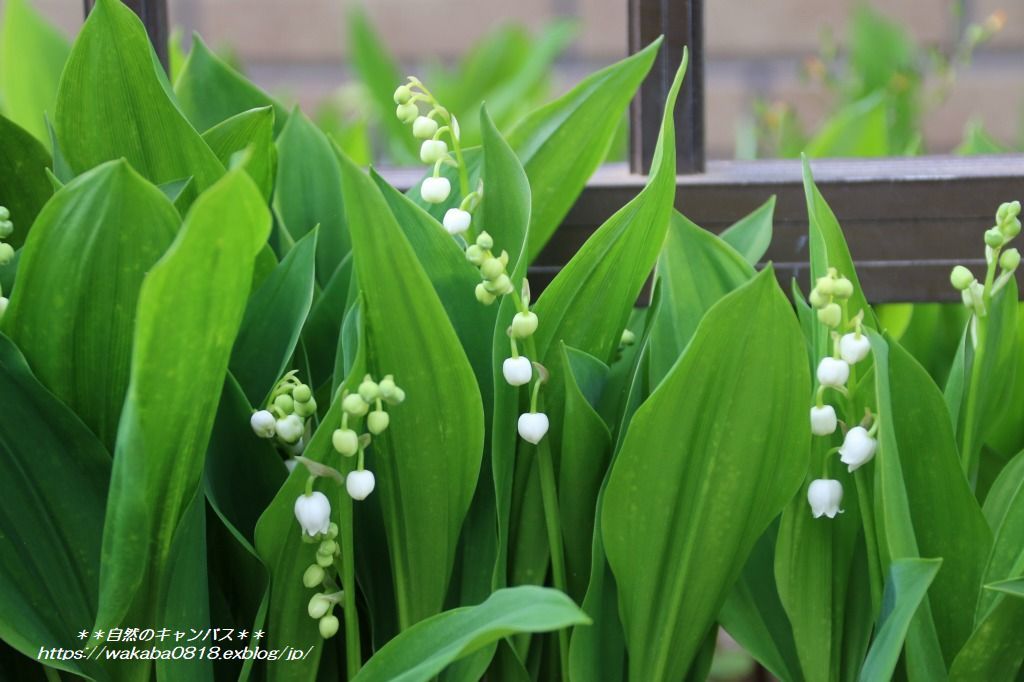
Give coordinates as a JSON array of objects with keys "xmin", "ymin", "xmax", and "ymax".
[
  {"xmin": 250, "ymin": 371, "xmax": 318, "ymax": 457},
  {"xmin": 0, "ymin": 206, "xmax": 14, "ymax": 319},
  {"xmin": 950, "ymin": 200, "xmax": 1020, "ymax": 316},
  {"xmin": 330, "ymin": 374, "xmax": 406, "ymax": 501},
  {"xmin": 466, "ymin": 231, "xmax": 515, "ymax": 305},
  {"xmin": 807, "ymin": 268, "xmax": 878, "ymax": 519},
  {"xmin": 293, "ymin": 476, "xmax": 343, "ymax": 639}
]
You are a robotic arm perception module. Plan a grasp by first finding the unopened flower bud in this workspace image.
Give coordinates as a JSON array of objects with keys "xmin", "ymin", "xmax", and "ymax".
[
  {"xmin": 443, "ymin": 208, "xmax": 471, "ymax": 235},
  {"xmin": 358, "ymin": 376, "xmax": 380, "ymax": 402},
  {"xmin": 388, "ymin": 387, "xmax": 406, "ymax": 404},
  {"xmin": 0, "ymin": 206, "xmax": 9, "ymax": 220},
  {"xmin": 320, "ymin": 539, "xmax": 338, "ymax": 556},
  {"xmin": 293, "ymin": 384, "xmax": 312, "ymax": 403},
  {"xmin": 346, "ymin": 470, "xmax": 376, "ymax": 501},
  {"xmin": 342, "ymin": 393, "xmax": 369, "ymax": 417},
  {"xmin": 250, "ymin": 410, "xmax": 276, "ymax": 438},
  {"xmin": 502, "ymin": 356, "xmax": 533, "ymax": 386},
  {"xmin": 396, "ymin": 102, "xmax": 418, "ymax": 123},
  {"xmin": 274, "ymin": 394, "xmax": 295, "ymax": 414},
  {"xmin": 997, "ymin": 200, "xmax": 1021, "ymax": 223},
  {"xmin": 475, "ymin": 283, "xmax": 496, "ymax": 305},
  {"xmin": 486, "ymin": 273, "xmax": 514, "ymax": 296},
  {"xmin": 465, "ymin": 245, "xmax": 485, "ymax": 265},
  {"xmin": 0, "ymin": 220, "xmax": 12, "ymax": 239},
  {"xmin": 620, "ymin": 329, "xmax": 636, "ymax": 346},
  {"xmin": 294, "ymin": 491, "xmax": 332, "ymax": 536},
  {"xmin": 839, "ymin": 333, "xmax": 871, "ymax": 364},
  {"xmin": 817, "ymin": 303, "xmax": 842, "ymax": 328},
  {"xmin": 308, "ymin": 594, "xmax": 332, "ymax": 619},
  {"xmin": 368, "ymin": 410, "xmax": 390, "ymax": 434},
  {"xmin": 1004, "ymin": 218, "xmax": 1021, "ymax": 239},
  {"xmin": 332, "ymin": 428, "xmax": 359, "ymax": 456},
  {"xmin": 378, "ymin": 375, "xmax": 397, "ymax": 399},
  {"xmin": 1000, "ymin": 248, "xmax": 1020, "ymax": 271},
  {"xmin": 807, "ymin": 479, "xmax": 844, "ymax": 518},
  {"xmin": 839, "ymin": 426, "xmax": 877, "ymax": 472},
  {"xmin": 476, "ymin": 232, "xmax": 494, "ymax": 250},
  {"xmin": 0, "ymin": 243, "xmax": 13, "ymax": 266},
  {"xmin": 817, "ymin": 357, "xmax": 850, "ymax": 388},
  {"xmin": 950, "ymin": 265, "xmax": 975, "ymax": 290},
  {"xmin": 511, "ymin": 311, "xmax": 539, "ymax": 338},
  {"xmin": 319, "ymin": 614, "xmax": 339, "ymax": 639},
  {"xmin": 276, "ymin": 414, "xmax": 305, "ymax": 443},
  {"xmin": 810, "ymin": 405, "xmax": 838, "ymax": 436},
  {"xmin": 480, "ymin": 257, "xmax": 504, "ymax": 280},
  {"xmin": 413, "ymin": 116, "xmax": 439, "ymax": 139},
  {"xmin": 814, "ymin": 276, "xmax": 836, "ymax": 296},
  {"xmin": 985, "ymin": 228, "xmax": 1005, "ymax": 248},
  {"xmin": 832, "ymin": 277, "xmax": 854, "ymax": 299},
  {"xmin": 316, "ymin": 551, "xmax": 334, "ymax": 567},
  {"xmin": 295, "ymin": 398, "xmax": 318, "ymax": 418},
  {"xmin": 808, "ymin": 288, "xmax": 828, "ymax": 309},
  {"xmin": 303, "ymin": 564, "xmax": 325, "ymax": 588},
  {"xmin": 393, "ymin": 84, "xmax": 412, "ymax": 104},
  {"xmin": 420, "ymin": 176, "xmax": 451, "ymax": 204},
  {"xmin": 420, "ymin": 139, "xmax": 448, "ymax": 164},
  {"xmin": 517, "ymin": 412, "xmax": 549, "ymax": 444}
]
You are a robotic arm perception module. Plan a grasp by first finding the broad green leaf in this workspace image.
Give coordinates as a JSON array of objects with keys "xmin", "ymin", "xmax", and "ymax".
[
  {"xmin": 0, "ymin": 0, "xmax": 69, "ymax": 144},
  {"xmin": 2, "ymin": 160, "xmax": 179, "ymax": 449},
  {"xmin": 201, "ymin": 106, "xmax": 278, "ymax": 200},
  {"xmin": 0, "ymin": 114, "xmax": 52, "ymax": 249},
  {"xmin": 302, "ymin": 252, "xmax": 354, "ymax": 387},
  {"xmin": 95, "ymin": 169, "xmax": 270, "ymax": 637},
  {"xmin": 978, "ymin": 448, "xmax": 1024, "ymax": 619},
  {"xmin": 804, "ymin": 94, "xmax": 889, "ymax": 158},
  {"xmin": 718, "ymin": 196, "xmax": 775, "ymax": 266},
  {"xmin": 948, "ymin": 579, "xmax": 1024, "ymax": 680},
  {"xmin": 174, "ymin": 35, "xmax": 287, "ymax": 136},
  {"xmin": 507, "ymin": 39, "xmax": 661, "ymax": 259},
  {"xmin": 353, "ymin": 587, "xmax": 589, "ymax": 682},
  {"xmin": 274, "ymin": 110, "xmax": 349, "ymax": 285},
  {"xmin": 983, "ymin": 448, "xmax": 1024, "ymax": 531},
  {"xmin": 54, "ymin": 0, "xmax": 223, "ymax": 207},
  {"xmin": 859, "ymin": 558, "xmax": 942, "ymax": 682},
  {"xmin": 0, "ymin": 334, "xmax": 110, "ymax": 681},
  {"xmin": 230, "ymin": 228, "xmax": 318, "ymax": 405},
  {"xmin": 340, "ymin": 152, "xmax": 485, "ymax": 629},
  {"xmin": 602, "ymin": 268, "xmax": 810, "ymax": 681},
  {"xmin": 956, "ymin": 119, "xmax": 1007, "ymax": 155},
  {"xmin": 648, "ymin": 210, "xmax": 754, "ymax": 385}
]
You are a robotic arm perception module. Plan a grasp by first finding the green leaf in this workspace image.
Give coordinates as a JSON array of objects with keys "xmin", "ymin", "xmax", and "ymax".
[
  {"xmin": 201, "ymin": 106, "xmax": 278, "ymax": 201},
  {"xmin": 274, "ymin": 109, "xmax": 349, "ymax": 285},
  {"xmin": 174, "ymin": 35, "xmax": 287, "ymax": 136},
  {"xmin": 353, "ymin": 587, "xmax": 589, "ymax": 682},
  {"xmin": 0, "ymin": 334, "xmax": 110, "ymax": 681},
  {"xmin": 804, "ymin": 93, "xmax": 889, "ymax": 158},
  {"xmin": 718, "ymin": 196, "xmax": 775, "ymax": 266},
  {"xmin": 2, "ymin": 160, "xmax": 179, "ymax": 449},
  {"xmin": 230, "ymin": 228, "xmax": 318, "ymax": 405},
  {"xmin": 948, "ymin": 578, "xmax": 1024, "ymax": 680},
  {"xmin": 859, "ymin": 558, "xmax": 942, "ymax": 682},
  {"xmin": 54, "ymin": 0, "xmax": 224, "ymax": 208},
  {"xmin": 302, "ymin": 252, "xmax": 354, "ymax": 387},
  {"xmin": 95, "ymin": 168, "xmax": 270, "ymax": 635},
  {"xmin": 0, "ymin": 0, "xmax": 69, "ymax": 144},
  {"xmin": 978, "ymin": 448, "xmax": 1024, "ymax": 620},
  {"xmin": 602, "ymin": 268, "xmax": 810, "ymax": 681},
  {"xmin": 507, "ymin": 39, "xmax": 661, "ymax": 259},
  {"xmin": 0, "ymin": 113, "xmax": 53, "ymax": 249},
  {"xmin": 340, "ymin": 152, "xmax": 485, "ymax": 629}
]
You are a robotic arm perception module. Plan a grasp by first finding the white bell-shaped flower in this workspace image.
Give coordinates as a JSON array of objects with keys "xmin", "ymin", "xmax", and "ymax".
[
  {"xmin": 810, "ymin": 405, "xmax": 838, "ymax": 436},
  {"xmin": 817, "ymin": 357, "xmax": 850, "ymax": 388},
  {"xmin": 276, "ymin": 414, "xmax": 305, "ymax": 444},
  {"xmin": 294, "ymin": 491, "xmax": 332, "ymax": 536},
  {"xmin": 503, "ymin": 357, "xmax": 533, "ymax": 386},
  {"xmin": 421, "ymin": 176, "xmax": 451, "ymax": 204},
  {"xmin": 443, "ymin": 208, "xmax": 472, "ymax": 235},
  {"xmin": 839, "ymin": 333, "xmax": 871, "ymax": 364},
  {"xmin": 518, "ymin": 412, "xmax": 549, "ymax": 444},
  {"xmin": 807, "ymin": 479, "xmax": 844, "ymax": 518},
  {"xmin": 250, "ymin": 410, "xmax": 276, "ymax": 438},
  {"xmin": 839, "ymin": 426, "xmax": 877, "ymax": 472},
  {"xmin": 412, "ymin": 115, "xmax": 439, "ymax": 139},
  {"xmin": 420, "ymin": 139, "xmax": 449, "ymax": 164},
  {"xmin": 346, "ymin": 470, "xmax": 376, "ymax": 501}
]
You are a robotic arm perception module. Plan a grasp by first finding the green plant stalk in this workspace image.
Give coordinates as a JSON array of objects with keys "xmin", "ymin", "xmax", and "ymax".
[
  {"xmin": 339, "ymin": 494, "xmax": 361, "ymax": 679},
  {"xmin": 42, "ymin": 665, "xmax": 60, "ymax": 682},
  {"xmin": 959, "ymin": 318, "xmax": 987, "ymax": 480}
]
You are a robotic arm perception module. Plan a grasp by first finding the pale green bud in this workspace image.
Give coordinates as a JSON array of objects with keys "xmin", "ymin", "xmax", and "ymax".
[
  {"xmin": 0, "ymin": 206, "xmax": 9, "ymax": 220},
  {"xmin": 480, "ymin": 257, "xmax": 504, "ymax": 280},
  {"xmin": 0, "ymin": 220, "xmax": 12, "ymax": 239},
  {"xmin": 486, "ymin": 274, "xmax": 514, "ymax": 296},
  {"xmin": 476, "ymin": 232, "xmax": 494, "ymax": 250},
  {"xmin": 814, "ymin": 276, "xmax": 836, "ymax": 296},
  {"xmin": 319, "ymin": 614, "xmax": 340, "ymax": 639},
  {"xmin": 393, "ymin": 84, "xmax": 412, "ymax": 104},
  {"xmin": 475, "ymin": 283, "xmax": 496, "ymax": 305},
  {"xmin": 465, "ymin": 245, "xmax": 485, "ymax": 266},
  {"xmin": 985, "ymin": 228, "xmax": 1005, "ymax": 248},
  {"xmin": 817, "ymin": 302, "xmax": 842, "ymax": 328},
  {"xmin": 294, "ymin": 398, "xmax": 317, "ymax": 418},
  {"xmin": 997, "ymin": 200, "xmax": 1021, "ymax": 224},
  {"xmin": 308, "ymin": 594, "xmax": 332, "ymax": 619},
  {"xmin": 358, "ymin": 376, "xmax": 381, "ymax": 402},
  {"xmin": 1000, "ymin": 248, "xmax": 1020, "ymax": 271},
  {"xmin": 293, "ymin": 384, "xmax": 312, "ymax": 403},
  {"xmin": 1003, "ymin": 218, "xmax": 1022, "ymax": 239},
  {"xmin": 315, "ymin": 551, "xmax": 334, "ymax": 568},
  {"xmin": 378, "ymin": 375, "xmax": 397, "ymax": 399},
  {"xmin": 342, "ymin": 393, "xmax": 369, "ymax": 417},
  {"xmin": 950, "ymin": 265, "xmax": 975, "ymax": 290},
  {"xmin": 390, "ymin": 387, "xmax": 406, "ymax": 404},
  {"xmin": 320, "ymin": 539, "xmax": 338, "ymax": 556},
  {"xmin": 620, "ymin": 328, "xmax": 636, "ymax": 346},
  {"xmin": 832, "ymin": 277, "xmax": 854, "ymax": 299},
  {"xmin": 368, "ymin": 410, "xmax": 390, "ymax": 434},
  {"xmin": 332, "ymin": 428, "xmax": 359, "ymax": 456},
  {"xmin": 412, "ymin": 116, "xmax": 439, "ymax": 139},
  {"xmin": 327, "ymin": 522, "xmax": 339, "ymax": 539},
  {"xmin": 511, "ymin": 311, "xmax": 539, "ymax": 338},
  {"xmin": 396, "ymin": 103, "xmax": 418, "ymax": 123},
  {"xmin": 808, "ymin": 288, "xmax": 828, "ymax": 309},
  {"xmin": 0, "ymin": 243, "xmax": 13, "ymax": 266},
  {"xmin": 303, "ymin": 564, "xmax": 325, "ymax": 588},
  {"xmin": 274, "ymin": 394, "xmax": 294, "ymax": 414}
]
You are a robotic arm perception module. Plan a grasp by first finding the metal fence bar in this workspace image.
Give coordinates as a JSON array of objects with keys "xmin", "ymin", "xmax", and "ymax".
[
  {"xmin": 83, "ymin": 0, "xmax": 169, "ymax": 72},
  {"xmin": 628, "ymin": 0, "xmax": 704, "ymax": 174}
]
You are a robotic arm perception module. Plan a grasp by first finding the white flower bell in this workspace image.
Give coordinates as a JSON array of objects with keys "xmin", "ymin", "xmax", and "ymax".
[
  {"xmin": 810, "ymin": 405, "xmax": 838, "ymax": 436},
  {"xmin": 420, "ymin": 139, "xmax": 448, "ymax": 164},
  {"xmin": 443, "ymin": 208, "xmax": 472, "ymax": 235},
  {"xmin": 412, "ymin": 115, "xmax": 439, "ymax": 139},
  {"xmin": 250, "ymin": 409, "xmax": 276, "ymax": 438},
  {"xmin": 503, "ymin": 357, "xmax": 533, "ymax": 386},
  {"xmin": 294, "ymin": 491, "xmax": 332, "ymax": 536},
  {"xmin": 839, "ymin": 333, "xmax": 871, "ymax": 364},
  {"xmin": 421, "ymin": 176, "xmax": 451, "ymax": 204},
  {"xmin": 346, "ymin": 470, "xmax": 376, "ymax": 501},
  {"xmin": 817, "ymin": 357, "xmax": 850, "ymax": 388},
  {"xmin": 807, "ymin": 479, "xmax": 844, "ymax": 518},
  {"xmin": 518, "ymin": 412, "xmax": 549, "ymax": 444},
  {"xmin": 839, "ymin": 426, "xmax": 877, "ymax": 472},
  {"xmin": 275, "ymin": 414, "xmax": 305, "ymax": 444}
]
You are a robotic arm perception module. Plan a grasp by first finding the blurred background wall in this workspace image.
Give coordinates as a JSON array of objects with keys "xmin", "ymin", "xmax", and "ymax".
[{"xmin": 7, "ymin": 0, "xmax": 1023, "ymax": 159}]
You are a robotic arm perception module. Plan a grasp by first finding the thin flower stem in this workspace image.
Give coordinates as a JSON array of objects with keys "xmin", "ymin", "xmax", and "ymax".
[
  {"xmin": 42, "ymin": 666, "xmax": 60, "ymax": 682},
  {"xmin": 339, "ymin": 494, "xmax": 361, "ymax": 679},
  {"xmin": 845, "ymin": 360, "xmax": 882, "ymax": 615},
  {"xmin": 535, "ymin": 432, "xmax": 570, "ymax": 681},
  {"xmin": 960, "ymin": 316, "xmax": 988, "ymax": 480}
]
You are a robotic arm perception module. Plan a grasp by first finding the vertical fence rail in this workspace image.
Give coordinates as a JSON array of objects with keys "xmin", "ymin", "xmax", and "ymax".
[
  {"xmin": 628, "ymin": 0, "xmax": 705, "ymax": 174},
  {"xmin": 83, "ymin": 0, "xmax": 169, "ymax": 71}
]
